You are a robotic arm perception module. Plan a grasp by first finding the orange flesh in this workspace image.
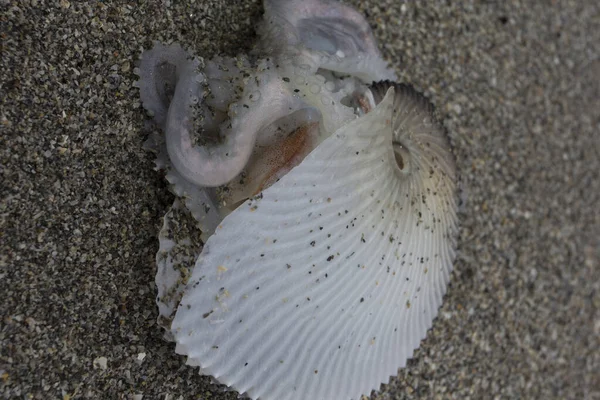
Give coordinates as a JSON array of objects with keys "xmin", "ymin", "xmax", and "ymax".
[
  {"xmin": 254, "ymin": 122, "xmax": 319, "ymax": 194},
  {"xmin": 216, "ymin": 122, "xmax": 320, "ymax": 211},
  {"xmin": 358, "ymin": 95, "xmax": 372, "ymax": 113}
]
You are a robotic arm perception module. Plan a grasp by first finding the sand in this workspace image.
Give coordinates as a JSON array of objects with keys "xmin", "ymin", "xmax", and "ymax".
[{"xmin": 2, "ymin": 1, "xmax": 598, "ymax": 399}]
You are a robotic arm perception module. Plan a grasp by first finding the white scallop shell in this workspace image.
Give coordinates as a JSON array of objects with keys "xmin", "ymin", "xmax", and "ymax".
[{"xmin": 171, "ymin": 86, "xmax": 458, "ymax": 400}]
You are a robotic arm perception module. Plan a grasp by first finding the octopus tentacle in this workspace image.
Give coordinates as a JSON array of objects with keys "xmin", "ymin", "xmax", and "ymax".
[
  {"xmin": 165, "ymin": 58, "xmax": 323, "ymax": 188},
  {"xmin": 258, "ymin": 0, "xmax": 397, "ymax": 82},
  {"xmin": 135, "ymin": 41, "xmax": 193, "ymax": 129},
  {"xmin": 261, "ymin": 0, "xmax": 379, "ymax": 55}
]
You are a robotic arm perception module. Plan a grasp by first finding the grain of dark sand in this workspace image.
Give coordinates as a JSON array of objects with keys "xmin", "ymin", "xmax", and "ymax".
[{"xmin": 2, "ymin": 1, "xmax": 599, "ymax": 399}]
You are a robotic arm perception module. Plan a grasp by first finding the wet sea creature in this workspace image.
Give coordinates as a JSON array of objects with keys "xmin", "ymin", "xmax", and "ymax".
[{"xmin": 136, "ymin": 1, "xmax": 458, "ymax": 399}]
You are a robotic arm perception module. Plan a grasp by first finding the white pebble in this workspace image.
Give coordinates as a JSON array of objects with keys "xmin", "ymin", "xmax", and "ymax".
[{"xmin": 93, "ymin": 356, "xmax": 108, "ymax": 370}]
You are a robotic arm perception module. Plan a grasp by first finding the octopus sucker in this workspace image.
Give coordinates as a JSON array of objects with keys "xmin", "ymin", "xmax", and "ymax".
[{"xmin": 137, "ymin": 1, "xmax": 458, "ymax": 399}]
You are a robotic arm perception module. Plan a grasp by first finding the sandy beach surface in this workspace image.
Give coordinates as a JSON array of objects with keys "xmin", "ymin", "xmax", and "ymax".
[{"xmin": 2, "ymin": 1, "xmax": 599, "ymax": 399}]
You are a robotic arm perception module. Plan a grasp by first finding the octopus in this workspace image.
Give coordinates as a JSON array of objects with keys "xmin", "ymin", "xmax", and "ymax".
[{"xmin": 136, "ymin": 1, "xmax": 458, "ymax": 399}]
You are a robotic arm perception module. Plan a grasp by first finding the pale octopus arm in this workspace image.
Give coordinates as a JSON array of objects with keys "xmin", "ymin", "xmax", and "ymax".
[
  {"xmin": 138, "ymin": 49, "xmax": 322, "ymax": 189},
  {"xmin": 165, "ymin": 58, "xmax": 319, "ymax": 188},
  {"xmin": 258, "ymin": 0, "xmax": 397, "ymax": 82}
]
